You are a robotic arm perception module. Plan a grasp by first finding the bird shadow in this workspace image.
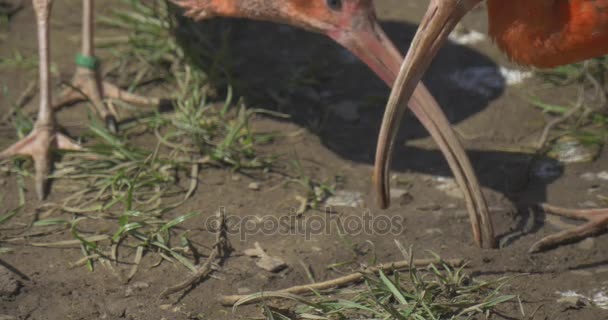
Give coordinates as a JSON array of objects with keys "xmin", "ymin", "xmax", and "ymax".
[{"xmin": 169, "ymin": 15, "xmax": 561, "ymax": 245}]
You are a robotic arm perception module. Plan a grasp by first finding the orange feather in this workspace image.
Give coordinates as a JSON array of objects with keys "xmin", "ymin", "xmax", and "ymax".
[{"xmin": 488, "ymin": 0, "xmax": 608, "ymax": 68}]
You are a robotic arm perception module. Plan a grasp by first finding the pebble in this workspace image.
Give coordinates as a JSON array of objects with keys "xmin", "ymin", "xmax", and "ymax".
[
  {"xmin": 248, "ymin": 182, "xmax": 261, "ymax": 191},
  {"xmin": 105, "ymin": 300, "xmax": 127, "ymax": 318},
  {"xmin": 390, "ymin": 188, "xmax": 409, "ymax": 199},
  {"xmin": 557, "ymin": 296, "xmax": 587, "ymax": 308},
  {"xmin": 244, "ymin": 242, "xmax": 288, "ymax": 273},
  {"xmin": 325, "ymin": 190, "xmax": 364, "ymax": 208}
]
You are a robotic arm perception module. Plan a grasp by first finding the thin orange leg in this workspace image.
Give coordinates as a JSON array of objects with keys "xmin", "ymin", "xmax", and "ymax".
[
  {"xmin": 529, "ymin": 203, "xmax": 608, "ymax": 253},
  {"xmin": 0, "ymin": 0, "xmax": 82, "ymax": 200},
  {"xmin": 53, "ymin": 0, "xmax": 160, "ymax": 133}
]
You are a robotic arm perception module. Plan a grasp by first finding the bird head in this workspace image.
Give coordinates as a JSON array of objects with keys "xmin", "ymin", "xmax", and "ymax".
[{"xmin": 172, "ymin": 0, "xmax": 402, "ymax": 86}]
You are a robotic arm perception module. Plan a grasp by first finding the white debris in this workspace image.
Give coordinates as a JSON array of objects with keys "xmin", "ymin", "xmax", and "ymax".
[
  {"xmin": 580, "ymin": 171, "xmax": 608, "ymax": 182},
  {"xmin": 548, "ymin": 136, "xmax": 600, "ymax": 164},
  {"xmin": 499, "ymin": 67, "xmax": 533, "ymax": 85},
  {"xmin": 593, "ymin": 290, "xmax": 608, "ymax": 309},
  {"xmin": 433, "ymin": 177, "xmax": 464, "ymax": 199},
  {"xmin": 448, "ymin": 29, "xmax": 486, "ymax": 45},
  {"xmin": 598, "ymin": 171, "xmax": 608, "ymax": 181},
  {"xmin": 557, "ymin": 289, "xmax": 608, "ymax": 310}
]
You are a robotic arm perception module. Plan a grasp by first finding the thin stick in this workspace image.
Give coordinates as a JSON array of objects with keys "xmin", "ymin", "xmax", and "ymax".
[
  {"xmin": 536, "ymin": 86, "xmax": 585, "ymax": 149},
  {"xmin": 219, "ymin": 258, "xmax": 465, "ymax": 306},
  {"xmin": 159, "ymin": 209, "xmax": 230, "ymax": 298}
]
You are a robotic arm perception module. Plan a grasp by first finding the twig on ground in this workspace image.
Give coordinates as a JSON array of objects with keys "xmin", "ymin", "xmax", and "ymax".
[
  {"xmin": 219, "ymin": 257, "xmax": 465, "ymax": 306},
  {"xmin": 536, "ymin": 86, "xmax": 585, "ymax": 149},
  {"xmin": 159, "ymin": 209, "xmax": 230, "ymax": 298}
]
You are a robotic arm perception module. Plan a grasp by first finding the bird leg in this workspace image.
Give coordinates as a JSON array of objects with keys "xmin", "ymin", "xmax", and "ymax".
[
  {"xmin": 0, "ymin": 0, "xmax": 82, "ymax": 200},
  {"xmin": 53, "ymin": 0, "xmax": 160, "ymax": 133},
  {"xmin": 528, "ymin": 204, "xmax": 608, "ymax": 253}
]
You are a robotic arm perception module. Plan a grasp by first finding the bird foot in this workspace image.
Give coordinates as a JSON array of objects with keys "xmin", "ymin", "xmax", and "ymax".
[
  {"xmin": 529, "ymin": 203, "xmax": 608, "ymax": 253},
  {"xmin": 53, "ymin": 66, "xmax": 161, "ymax": 133},
  {"xmin": 0, "ymin": 124, "xmax": 82, "ymax": 200}
]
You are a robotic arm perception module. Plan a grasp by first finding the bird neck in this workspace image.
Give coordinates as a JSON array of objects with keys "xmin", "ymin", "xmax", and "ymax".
[{"xmin": 487, "ymin": 0, "xmax": 608, "ymax": 68}]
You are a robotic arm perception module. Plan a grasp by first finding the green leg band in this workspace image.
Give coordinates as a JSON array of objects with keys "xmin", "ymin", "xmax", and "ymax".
[{"xmin": 75, "ymin": 54, "xmax": 99, "ymax": 70}]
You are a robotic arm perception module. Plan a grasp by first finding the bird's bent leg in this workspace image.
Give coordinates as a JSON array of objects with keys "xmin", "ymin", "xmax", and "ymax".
[
  {"xmin": 53, "ymin": 0, "xmax": 159, "ymax": 133},
  {"xmin": 0, "ymin": 0, "xmax": 82, "ymax": 200},
  {"xmin": 529, "ymin": 204, "xmax": 608, "ymax": 253}
]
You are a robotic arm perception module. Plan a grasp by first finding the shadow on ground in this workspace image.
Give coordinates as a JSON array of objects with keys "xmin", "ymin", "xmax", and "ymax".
[{"xmin": 172, "ymin": 14, "xmax": 560, "ymax": 218}]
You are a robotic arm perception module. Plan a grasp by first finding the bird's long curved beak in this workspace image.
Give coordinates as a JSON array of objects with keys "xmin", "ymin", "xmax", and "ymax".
[
  {"xmin": 371, "ymin": 0, "xmax": 495, "ymax": 248},
  {"xmin": 329, "ymin": 1, "xmax": 495, "ymax": 248},
  {"xmin": 328, "ymin": 19, "xmax": 402, "ymax": 87}
]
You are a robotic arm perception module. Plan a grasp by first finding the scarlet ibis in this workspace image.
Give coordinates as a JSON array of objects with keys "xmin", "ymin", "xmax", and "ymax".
[
  {"xmin": 0, "ymin": 0, "xmax": 159, "ymax": 200},
  {"xmin": 374, "ymin": 0, "xmax": 608, "ymax": 252},
  {"xmin": 173, "ymin": 0, "xmax": 497, "ymax": 249},
  {"xmin": 2, "ymin": 0, "xmax": 496, "ymax": 249}
]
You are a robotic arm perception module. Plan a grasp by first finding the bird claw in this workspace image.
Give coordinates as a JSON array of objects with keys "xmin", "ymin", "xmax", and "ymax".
[
  {"xmin": 529, "ymin": 204, "xmax": 608, "ymax": 253},
  {"xmin": 53, "ymin": 66, "xmax": 160, "ymax": 133},
  {"xmin": 0, "ymin": 125, "xmax": 82, "ymax": 200}
]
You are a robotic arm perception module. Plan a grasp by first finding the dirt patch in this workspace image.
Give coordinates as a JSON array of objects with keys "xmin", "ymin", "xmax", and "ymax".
[{"xmin": 0, "ymin": 0, "xmax": 607, "ymax": 319}]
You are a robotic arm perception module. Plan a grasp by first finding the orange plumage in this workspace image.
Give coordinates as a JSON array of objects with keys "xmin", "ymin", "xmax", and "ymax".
[{"xmin": 488, "ymin": 0, "xmax": 608, "ymax": 68}]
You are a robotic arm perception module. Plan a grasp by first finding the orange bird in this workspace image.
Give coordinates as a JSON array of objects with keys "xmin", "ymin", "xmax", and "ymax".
[
  {"xmin": 173, "ymin": 0, "xmax": 497, "ymax": 249},
  {"xmin": 374, "ymin": 0, "xmax": 608, "ymax": 252},
  {"xmin": 3, "ymin": 0, "xmax": 494, "ymax": 248}
]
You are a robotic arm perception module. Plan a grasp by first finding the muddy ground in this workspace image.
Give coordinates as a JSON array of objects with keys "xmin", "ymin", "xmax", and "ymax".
[{"xmin": 1, "ymin": 0, "xmax": 608, "ymax": 319}]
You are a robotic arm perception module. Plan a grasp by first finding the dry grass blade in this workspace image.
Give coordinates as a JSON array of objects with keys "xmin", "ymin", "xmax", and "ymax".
[
  {"xmin": 159, "ymin": 209, "xmax": 231, "ymax": 298},
  {"xmin": 221, "ymin": 258, "xmax": 464, "ymax": 306}
]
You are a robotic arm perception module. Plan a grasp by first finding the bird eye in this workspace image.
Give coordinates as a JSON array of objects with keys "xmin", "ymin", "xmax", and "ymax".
[{"xmin": 326, "ymin": 0, "xmax": 343, "ymax": 11}]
